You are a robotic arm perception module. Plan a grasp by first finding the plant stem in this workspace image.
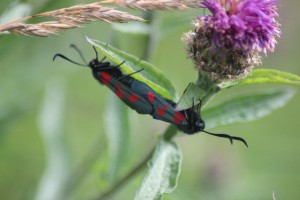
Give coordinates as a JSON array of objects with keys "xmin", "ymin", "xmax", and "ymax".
[
  {"xmin": 196, "ymin": 71, "xmax": 220, "ymax": 105},
  {"xmin": 162, "ymin": 125, "xmax": 179, "ymax": 140},
  {"xmin": 143, "ymin": 11, "xmax": 160, "ymax": 60}
]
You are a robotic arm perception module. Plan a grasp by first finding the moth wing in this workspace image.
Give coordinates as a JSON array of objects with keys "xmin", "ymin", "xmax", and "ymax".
[
  {"xmin": 130, "ymin": 81, "xmax": 187, "ymax": 126},
  {"xmin": 107, "ymin": 79, "xmax": 154, "ymax": 115}
]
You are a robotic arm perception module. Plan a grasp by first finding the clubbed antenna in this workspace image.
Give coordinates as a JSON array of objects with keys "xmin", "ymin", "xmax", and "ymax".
[
  {"xmin": 53, "ymin": 53, "xmax": 86, "ymax": 67},
  {"xmin": 203, "ymin": 130, "xmax": 248, "ymax": 147},
  {"xmin": 118, "ymin": 68, "xmax": 144, "ymax": 81},
  {"xmin": 192, "ymin": 99, "xmax": 247, "ymax": 146}
]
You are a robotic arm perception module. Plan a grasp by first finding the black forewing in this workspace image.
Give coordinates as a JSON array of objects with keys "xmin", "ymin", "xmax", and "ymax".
[
  {"xmin": 97, "ymin": 70, "xmax": 187, "ymax": 126},
  {"xmin": 101, "ymin": 74, "xmax": 154, "ymax": 115},
  {"xmin": 130, "ymin": 80, "xmax": 187, "ymax": 125}
]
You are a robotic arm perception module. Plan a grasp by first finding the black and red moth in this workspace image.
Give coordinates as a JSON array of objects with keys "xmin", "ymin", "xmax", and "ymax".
[{"xmin": 53, "ymin": 45, "xmax": 247, "ymax": 146}]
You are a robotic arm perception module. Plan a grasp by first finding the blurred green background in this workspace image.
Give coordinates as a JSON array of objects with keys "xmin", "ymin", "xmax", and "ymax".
[{"xmin": 0, "ymin": 0, "xmax": 300, "ymax": 199}]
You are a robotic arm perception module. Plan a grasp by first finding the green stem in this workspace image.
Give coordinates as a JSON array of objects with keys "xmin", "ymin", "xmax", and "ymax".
[
  {"xmin": 143, "ymin": 11, "xmax": 160, "ymax": 60},
  {"xmin": 162, "ymin": 125, "xmax": 179, "ymax": 140},
  {"xmin": 195, "ymin": 71, "xmax": 221, "ymax": 105}
]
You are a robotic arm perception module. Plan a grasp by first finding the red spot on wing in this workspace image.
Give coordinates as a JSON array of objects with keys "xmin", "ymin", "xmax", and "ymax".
[
  {"xmin": 99, "ymin": 72, "xmax": 112, "ymax": 85},
  {"xmin": 148, "ymin": 92, "xmax": 155, "ymax": 102},
  {"xmin": 129, "ymin": 94, "xmax": 139, "ymax": 102},
  {"xmin": 163, "ymin": 104, "xmax": 168, "ymax": 110},
  {"xmin": 157, "ymin": 107, "xmax": 165, "ymax": 116},
  {"xmin": 157, "ymin": 105, "xmax": 168, "ymax": 117},
  {"xmin": 174, "ymin": 112, "xmax": 186, "ymax": 125},
  {"xmin": 116, "ymin": 91, "xmax": 125, "ymax": 99},
  {"xmin": 116, "ymin": 85, "xmax": 122, "ymax": 90},
  {"xmin": 115, "ymin": 85, "xmax": 124, "ymax": 99}
]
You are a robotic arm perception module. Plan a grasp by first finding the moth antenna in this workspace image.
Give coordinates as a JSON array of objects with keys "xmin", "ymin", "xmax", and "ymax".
[
  {"xmin": 132, "ymin": 68, "xmax": 144, "ymax": 75},
  {"xmin": 99, "ymin": 56, "xmax": 106, "ymax": 63},
  {"xmin": 53, "ymin": 54, "xmax": 87, "ymax": 67},
  {"xmin": 97, "ymin": 60, "xmax": 125, "ymax": 71},
  {"xmin": 92, "ymin": 46, "xmax": 99, "ymax": 61},
  {"xmin": 116, "ymin": 60, "xmax": 126, "ymax": 68},
  {"xmin": 100, "ymin": 60, "xmax": 125, "ymax": 70},
  {"xmin": 118, "ymin": 68, "xmax": 144, "ymax": 81},
  {"xmin": 202, "ymin": 130, "xmax": 248, "ymax": 147},
  {"xmin": 70, "ymin": 44, "xmax": 88, "ymax": 65}
]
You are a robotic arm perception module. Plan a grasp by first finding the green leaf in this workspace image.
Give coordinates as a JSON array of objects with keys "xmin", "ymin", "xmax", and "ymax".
[
  {"xmin": 221, "ymin": 69, "xmax": 300, "ymax": 88},
  {"xmin": 240, "ymin": 69, "xmax": 300, "ymax": 85},
  {"xmin": 175, "ymin": 83, "xmax": 206, "ymax": 111},
  {"xmin": 86, "ymin": 36, "xmax": 177, "ymax": 101},
  {"xmin": 135, "ymin": 139, "xmax": 182, "ymax": 200},
  {"xmin": 202, "ymin": 88, "xmax": 296, "ymax": 129},
  {"xmin": 104, "ymin": 93, "xmax": 130, "ymax": 181}
]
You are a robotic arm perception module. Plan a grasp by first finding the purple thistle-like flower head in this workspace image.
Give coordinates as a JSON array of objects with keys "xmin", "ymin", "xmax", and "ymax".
[
  {"xmin": 182, "ymin": 0, "xmax": 281, "ymax": 80},
  {"xmin": 200, "ymin": 0, "xmax": 281, "ymax": 53}
]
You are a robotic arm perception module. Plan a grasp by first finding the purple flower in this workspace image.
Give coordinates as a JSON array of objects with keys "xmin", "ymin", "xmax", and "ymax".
[{"xmin": 200, "ymin": 0, "xmax": 281, "ymax": 53}]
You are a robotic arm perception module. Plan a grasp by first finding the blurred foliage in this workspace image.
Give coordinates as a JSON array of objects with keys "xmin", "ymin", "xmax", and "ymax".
[
  {"xmin": 1, "ymin": 0, "xmax": 300, "ymax": 200},
  {"xmin": 135, "ymin": 139, "xmax": 181, "ymax": 200}
]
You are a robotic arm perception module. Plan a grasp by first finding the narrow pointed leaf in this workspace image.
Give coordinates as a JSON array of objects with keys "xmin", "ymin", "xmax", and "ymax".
[
  {"xmin": 135, "ymin": 139, "xmax": 182, "ymax": 200},
  {"xmin": 86, "ymin": 36, "xmax": 177, "ymax": 101},
  {"xmin": 202, "ymin": 88, "xmax": 296, "ymax": 129},
  {"xmin": 220, "ymin": 69, "xmax": 300, "ymax": 89},
  {"xmin": 240, "ymin": 69, "xmax": 300, "ymax": 85}
]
